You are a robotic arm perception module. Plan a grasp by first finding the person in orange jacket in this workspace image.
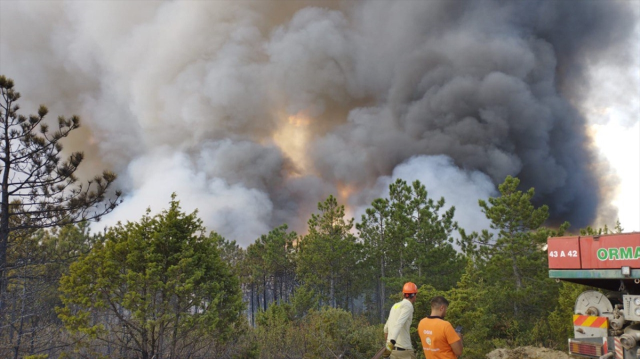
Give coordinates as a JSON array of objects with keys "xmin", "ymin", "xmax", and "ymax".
[
  {"xmin": 383, "ymin": 282, "xmax": 418, "ymax": 359},
  {"xmin": 418, "ymin": 296, "xmax": 463, "ymax": 359}
]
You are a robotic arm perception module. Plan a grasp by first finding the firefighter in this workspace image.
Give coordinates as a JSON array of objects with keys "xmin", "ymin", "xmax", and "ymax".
[
  {"xmin": 417, "ymin": 296, "xmax": 463, "ymax": 359},
  {"xmin": 383, "ymin": 282, "xmax": 418, "ymax": 359}
]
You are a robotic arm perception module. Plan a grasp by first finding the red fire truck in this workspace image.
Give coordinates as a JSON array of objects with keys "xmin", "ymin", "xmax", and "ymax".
[{"xmin": 548, "ymin": 232, "xmax": 640, "ymax": 359}]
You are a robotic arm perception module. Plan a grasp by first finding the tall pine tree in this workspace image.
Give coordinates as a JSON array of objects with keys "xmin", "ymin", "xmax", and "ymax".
[
  {"xmin": 297, "ymin": 195, "xmax": 361, "ymax": 310},
  {"xmin": 0, "ymin": 75, "xmax": 120, "ymax": 357}
]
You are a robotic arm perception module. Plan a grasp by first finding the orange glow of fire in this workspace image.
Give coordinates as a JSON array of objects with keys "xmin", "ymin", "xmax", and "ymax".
[
  {"xmin": 272, "ymin": 112, "xmax": 313, "ymax": 177},
  {"xmin": 337, "ymin": 183, "xmax": 355, "ymax": 201},
  {"xmin": 336, "ymin": 183, "xmax": 357, "ymax": 221}
]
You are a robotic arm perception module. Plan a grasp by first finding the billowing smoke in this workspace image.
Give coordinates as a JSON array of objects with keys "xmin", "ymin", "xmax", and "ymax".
[
  {"xmin": 352, "ymin": 155, "xmax": 497, "ymax": 237},
  {"xmin": 1, "ymin": 1, "xmax": 636, "ymax": 246}
]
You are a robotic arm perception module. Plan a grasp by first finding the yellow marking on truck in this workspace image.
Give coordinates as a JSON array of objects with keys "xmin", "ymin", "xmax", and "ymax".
[{"xmin": 573, "ymin": 315, "xmax": 608, "ymax": 328}]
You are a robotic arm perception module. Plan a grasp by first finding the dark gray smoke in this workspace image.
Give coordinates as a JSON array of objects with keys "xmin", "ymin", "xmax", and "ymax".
[{"xmin": 1, "ymin": 1, "xmax": 637, "ymax": 245}]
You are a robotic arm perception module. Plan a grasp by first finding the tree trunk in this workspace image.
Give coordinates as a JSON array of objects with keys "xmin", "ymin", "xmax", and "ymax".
[
  {"xmin": 170, "ymin": 311, "xmax": 180, "ymax": 359},
  {"xmin": 380, "ymin": 256, "xmax": 386, "ymax": 323},
  {"xmin": 12, "ymin": 274, "xmax": 27, "ymax": 359},
  {"xmin": 330, "ymin": 275, "xmax": 335, "ymax": 308},
  {"xmin": 511, "ymin": 250, "xmax": 522, "ymax": 317},
  {"xmin": 0, "ymin": 107, "xmax": 12, "ymax": 331},
  {"xmin": 250, "ymin": 282, "xmax": 255, "ymax": 327},
  {"xmin": 141, "ymin": 328, "xmax": 149, "ymax": 359},
  {"xmin": 263, "ymin": 274, "xmax": 267, "ymax": 311},
  {"xmin": 399, "ymin": 244, "xmax": 404, "ymax": 278},
  {"xmin": 274, "ymin": 275, "xmax": 278, "ymax": 304},
  {"xmin": 379, "ymin": 220, "xmax": 386, "ymax": 324}
]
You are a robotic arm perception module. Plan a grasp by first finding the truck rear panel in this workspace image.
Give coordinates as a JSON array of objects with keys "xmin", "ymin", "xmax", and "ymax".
[{"xmin": 548, "ymin": 232, "xmax": 640, "ymax": 292}]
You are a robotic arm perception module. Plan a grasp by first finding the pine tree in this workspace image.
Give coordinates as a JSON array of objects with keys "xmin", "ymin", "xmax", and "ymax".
[
  {"xmin": 406, "ymin": 180, "xmax": 461, "ymax": 290},
  {"xmin": 58, "ymin": 195, "xmax": 244, "ymax": 358},
  {"xmin": 0, "ymin": 75, "xmax": 120, "ymax": 357},
  {"xmin": 258, "ymin": 224, "xmax": 297, "ymax": 304},
  {"xmin": 460, "ymin": 176, "xmax": 568, "ymax": 346},
  {"xmin": 297, "ymin": 195, "xmax": 360, "ymax": 310},
  {"xmin": 357, "ymin": 179, "xmax": 462, "ymax": 322},
  {"xmin": 357, "ymin": 197, "xmax": 391, "ymax": 323}
]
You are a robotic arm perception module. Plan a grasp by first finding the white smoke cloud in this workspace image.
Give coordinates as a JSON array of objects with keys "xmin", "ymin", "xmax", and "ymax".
[
  {"xmin": 353, "ymin": 155, "xmax": 496, "ymax": 237},
  {"xmin": 95, "ymin": 148, "xmax": 273, "ymax": 244}
]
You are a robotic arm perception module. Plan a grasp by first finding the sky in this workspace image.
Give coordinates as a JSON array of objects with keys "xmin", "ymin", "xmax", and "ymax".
[
  {"xmin": 581, "ymin": 39, "xmax": 640, "ymax": 233},
  {"xmin": 593, "ymin": 120, "xmax": 639, "ymax": 232},
  {"xmin": 587, "ymin": 63, "xmax": 640, "ymax": 232},
  {"xmin": 0, "ymin": 1, "xmax": 638, "ymax": 246}
]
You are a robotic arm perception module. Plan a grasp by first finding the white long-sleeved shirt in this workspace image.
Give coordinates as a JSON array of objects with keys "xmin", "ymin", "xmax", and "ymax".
[{"xmin": 383, "ymin": 298, "xmax": 414, "ymax": 350}]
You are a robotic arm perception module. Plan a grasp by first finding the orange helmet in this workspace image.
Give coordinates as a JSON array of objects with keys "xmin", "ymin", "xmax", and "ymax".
[{"xmin": 402, "ymin": 282, "xmax": 418, "ymax": 294}]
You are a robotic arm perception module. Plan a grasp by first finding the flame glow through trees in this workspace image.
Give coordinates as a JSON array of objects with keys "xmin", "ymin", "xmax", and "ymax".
[{"xmin": 272, "ymin": 113, "xmax": 313, "ymax": 178}]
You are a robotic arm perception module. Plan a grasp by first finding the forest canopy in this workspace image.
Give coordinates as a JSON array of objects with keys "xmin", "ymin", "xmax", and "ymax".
[{"xmin": 0, "ymin": 75, "xmax": 625, "ymax": 359}]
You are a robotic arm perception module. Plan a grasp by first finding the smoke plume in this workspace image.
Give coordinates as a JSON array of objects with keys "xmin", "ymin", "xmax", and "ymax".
[{"xmin": 1, "ymin": 1, "xmax": 637, "ymax": 245}]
